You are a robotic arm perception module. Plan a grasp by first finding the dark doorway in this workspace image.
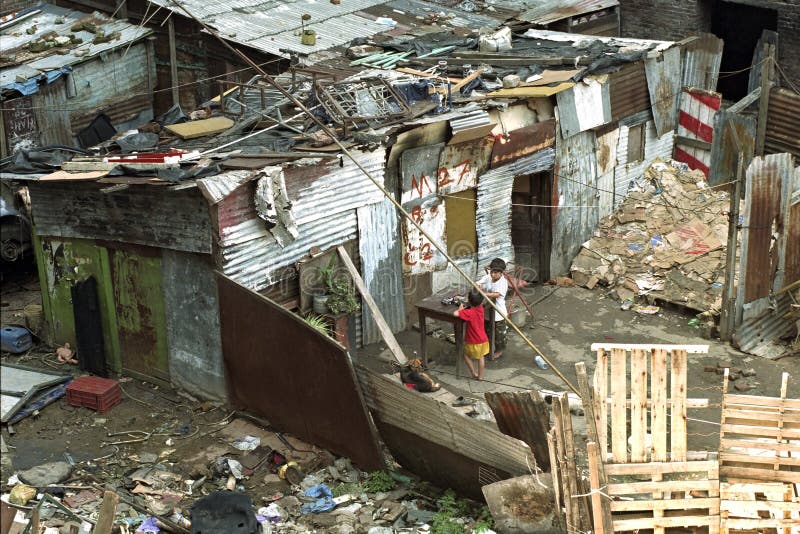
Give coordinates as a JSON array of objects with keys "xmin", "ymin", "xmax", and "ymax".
[
  {"xmin": 511, "ymin": 171, "xmax": 551, "ymax": 282},
  {"xmin": 711, "ymin": 0, "xmax": 777, "ymax": 100},
  {"xmin": 71, "ymin": 276, "xmax": 107, "ymax": 377}
]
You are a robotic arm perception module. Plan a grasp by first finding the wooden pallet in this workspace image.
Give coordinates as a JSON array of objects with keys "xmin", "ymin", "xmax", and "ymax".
[
  {"xmin": 591, "ymin": 343, "xmax": 710, "ymax": 463},
  {"xmin": 720, "ymin": 371, "xmax": 800, "ymax": 484},
  {"xmin": 720, "ymin": 482, "xmax": 800, "ymax": 534},
  {"xmin": 603, "ymin": 460, "xmax": 721, "ymax": 533}
]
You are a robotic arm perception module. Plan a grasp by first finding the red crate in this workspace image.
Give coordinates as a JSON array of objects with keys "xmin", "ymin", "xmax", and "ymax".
[{"xmin": 66, "ymin": 376, "xmax": 122, "ymax": 413}]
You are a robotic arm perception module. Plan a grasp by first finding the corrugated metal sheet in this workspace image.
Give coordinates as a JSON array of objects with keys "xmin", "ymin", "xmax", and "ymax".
[
  {"xmin": 163, "ymin": 250, "xmax": 226, "ymax": 400},
  {"xmin": 613, "ymin": 120, "xmax": 674, "ymax": 208},
  {"xmin": 31, "ymin": 81, "xmax": 71, "ymax": 147},
  {"xmin": 216, "ymin": 273, "xmax": 385, "ymax": 470},
  {"xmin": 680, "ymin": 33, "xmax": 723, "ymax": 92},
  {"xmin": 556, "ymin": 77, "xmax": 612, "ymax": 138},
  {"xmin": 484, "ymin": 390, "xmax": 551, "ymax": 471},
  {"xmin": 491, "ymin": 120, "xmax": 556, "ymax": 168},
  {"xmin": 551, "ymin": 130, "xmax": 598, "ymax": 275},
  {"xmin": 787, "ymin": 168, "xmax": 800, "ymax": 287},
  {"xmin": 358, "ymin": 198, "xmax": 406, "ymax": 345},
  {"xmin": 150, "ymin": 0, "xmax": 392, "ymax": 58},
  {"xmin": 197, "ymin": 169, "xmax": 260, "ymax": 205},
  {"xmin": 645, "ymin": 46, "xmax": 682, "ymax": 137},
  {"xmin": 737, "ymin": 154, "xmax": 786, "ymax": 304},
  {"xmin": 518, "ymin": 0, "xmax": 618, "ymax": 24},
  {"xmin": 220, "ymin": 209, "xmax": 358, "ymax": 291},
  {"xmin": 610, "ymin": 61, "xmax": 650, "ymax": 122},
  {"xmin": 0, "ymin": 5, "xmax": 152, "ymax": 90},
  {"xmin": 401, "ymin": 144, "xmax": 443, "ymax": 207},
  {"xmin": 384, "ymin": 0, "xmax": 504, "ymax": 29},
  {"xmin": 285, "ymin": 149, "xmax": 386, "ymax": 226},
  {"xmin": 477, "ymin": 148, "xmax": 555, "ymax": 268},
  {"xmin": 736, "ymin": 293, "xmax": 793, "ymax": 354},
  {"xmin": 28, "ymin": 182, "xmax": 212, "ymax": 253},
  {"xmin": 708, "ymin": 110, "xmax": 756, "ymax": 187},
  {"xmin": 765, "ymin": 87, "xmax": 800, "ymax": 158}
]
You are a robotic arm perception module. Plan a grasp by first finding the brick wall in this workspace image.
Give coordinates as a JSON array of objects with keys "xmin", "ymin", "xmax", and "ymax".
[
  {"xmin": 1, "ymin": 0, "xmax": 38, "ymax": 17},
  {"xmin": 620, "ymin": 0, "xmax": 799, "ymax": 94}
]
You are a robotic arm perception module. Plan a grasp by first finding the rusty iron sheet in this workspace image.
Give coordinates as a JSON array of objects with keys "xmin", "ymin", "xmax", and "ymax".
[
  {"xmin": 610, "ymin": 61, "xmax": 650, "ymax": 122},
  {"xmin": 708, "ymin": 110, "xmax": 756, "ymax": 187},
  {"xmin": 740, "ymin": 156, "xmax": 783, "ymax": 304},
  {"xmin": 680, "ymin": 33, "xmax": 723, "ymax": 91},
  {"xmin": 787, "ymin": 174, "xmax": 800, "ymax": 288},
  {"xmin": 438, "ymin": 137, "xmax": 493, "ymax": 195},
  {"xmin": 401, "ymin": 143, "xmax": 444, "ymax": 208},
  {"xmin": 765, "ymin": 87, "xmax": 800, "ymax": 159},
  {"xmin": 518, "ymin": 0, "xmax": 618, "ymax": 24},
  {"xmin": 491, "ymin": 120, "xmax": 556, "ymax": 168},
  {"xmin": 216, "ymin": 273, "xmax": 385, "ymax": 470},
  {"xmin": 645, "ymin": 46, "xmax": 682, "ymax": 137},
  {"xmin": 484, "ymin": 391, "xmax": 551, "ymax": 471}
]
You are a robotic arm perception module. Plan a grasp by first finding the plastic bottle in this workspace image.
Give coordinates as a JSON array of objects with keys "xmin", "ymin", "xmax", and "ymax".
[{"xmin": 534, "ymin": 355, "xmax": 549, "ymax": 370}]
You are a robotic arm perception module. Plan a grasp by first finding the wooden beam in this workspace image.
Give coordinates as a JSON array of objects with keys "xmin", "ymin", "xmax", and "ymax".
[
  {"xmin": 168, "ymin": 16, "xmax": 180, "ymax": 106},
  {"xmin": 114, "ymin": 0, "xmax": 127, "ymax": 19},
  {"xmin": 727, "ymin": 87, "xmax": 761, "ymax": 114},
  {"xmin": 755, "ymin": 43, "xmax": 775, "ymax": 156},
  {"xmin": 675, "ymin": 135, "xmax": 712, "ymax": 151},
  {"xmin": 94, "ymin": 491, "xmax": 119, "ymax": 534},
  {"xmin": 337, "ymin": 246, "xmax": 407, "ymax": 364}
]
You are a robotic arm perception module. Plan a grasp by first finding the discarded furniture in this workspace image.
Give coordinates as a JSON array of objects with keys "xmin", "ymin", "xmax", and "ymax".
[{"xmin": 416, "ymin": 288, "xmax": 471, "ymax": 377}]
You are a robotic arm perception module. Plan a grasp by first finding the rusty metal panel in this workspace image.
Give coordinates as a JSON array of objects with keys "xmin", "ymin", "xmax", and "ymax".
[
  {"xmin": 787, "ymin": 168, "xmax": 800, "ymax": 288},
  {"xmin": 356, "ymin": 366, "xmax": 531, "ymax": 498},
  {"xmin": 674, "ymin": 88, "xmax": 721, "ymax": 177},
  {"xmin": 438, "ymin": 137, "xmax": 493, "ymax": 195},
  {"xmin": 478, "ymin": 148, "xmax": 555, "ymax": 268},
  {"xmin": 518, "ymin": 0, "xmax": 618, "ymax": 24},
  {"xmin": 27, "ymin": 182, "xmax": 212, "ymax": 254},
  {"xmin": 216, "ymin": 273, "xmax": 384, "ymax": 470},
  {"xmin": 552, "ymin": 130, "xmax": 598, "ymax": 275},
  {"xmin": 681, "ymin": 33, "xmax": 723, "ymax": 91},
  {"xmin": 645, "ymin": 46, "xmax": 682, "ymax": 137},
  {"xmin": 32, "ymin": 81, "xmax": 73, "ymax": 147},
  {"xmin": 709, "ymin": 111, "xmax": 756, "ymax": 187},
  {"xmin": 765, "ymin": 87, "xmax": 800, "ymax": 158},
  {"xmin": 484, "ymin": 391, "xmax": 551, "ymax": 472},
  {"xmin": 358, "ymin": 199, "xmax": 406, "ymax": 344},
  {"xmin": 738, "ymin": 155, "xmax": 785, "ymax": 304},
  {"xmin": 197, "ymin": 170, "xmax": 259, "ymax": 205},
  {"xmin": 609, "ymin": 61, "xmax": 650, "ymax": 122},
  {"xmin": 490, "ymin": 120, "xmax": 556, "ymax": 168},
  {"xmin": 736, "ymin": 294, "xmax": 793, "ymax": 356},
  {"xmin": 556, "ymin": 77, "xmax": 612, "ymax": 138}
]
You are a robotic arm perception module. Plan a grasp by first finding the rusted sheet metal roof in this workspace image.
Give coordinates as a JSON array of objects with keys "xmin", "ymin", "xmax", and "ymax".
[
  {"xmin": 356, "ymin": 366, "xmax": 533, "ymax": 479},
  {"xmin": 738, "ymin": 154, "xmax": 790, "ymax": 305},
  {"xmin": 609, "ymin": 61, "xmax": 649, "ymax": 122},
  {"xmin": 1, "ymin": 5, "xmax": 152, "ymax": 92},
  {"xmin": 358, "ymin": 199, "xmax": 406, "ymax": 344},
  {"xmin": 736, "ymin": 294, "xmax": 793, "ymax": 356},
  {"xmin": 484, "ymin": 391, "xmax": 551, "ymax": 471},
  {"xmin": 217, "ymin": 274, "xmax": 385, "ymax": 470},
  {"xmin": 680, "ymin": 33, "xmax": 723, "ymax": 92},
  {"xmin": 284, "ymin": 149, "xmax": 387, "ymax": 226},
  {"xmin": 492, "ymin": 119, "xmax": 556, "ymax": 167},
  {"xmin": 149, "ymin": 0, "xmax": 392, "ymax": 58},
  {"xmin": 765, "ymin": 87, "xmax": 800, "ymax": 158},
  {"xmin": 518, "ymin": 0, "xmax": 618, "ymax": 25},
  {"xmin": 645, "ymin": 46, "xmax": 682, "ymax": 137},
  {"xmin": 477, "ymin": 148, "xmax": 555, "ymax": 268}
]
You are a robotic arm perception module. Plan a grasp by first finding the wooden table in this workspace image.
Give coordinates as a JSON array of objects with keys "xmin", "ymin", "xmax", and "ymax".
[{"xmin": 416, "ymin": 288, "xmax": 495, "ymax": 378}]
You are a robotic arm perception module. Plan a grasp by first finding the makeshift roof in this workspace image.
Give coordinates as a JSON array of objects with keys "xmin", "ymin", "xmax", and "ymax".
[
  {"xmin": 147, "ymin": 0, "xmax": 396, "ymax": 59},
  {"xmin": 518, "ymin": 0, "xmax": 619, "ymax": 25},
  {"xmin": 0, "ymin": 4, "xmax": 153, "ymax": 96}
]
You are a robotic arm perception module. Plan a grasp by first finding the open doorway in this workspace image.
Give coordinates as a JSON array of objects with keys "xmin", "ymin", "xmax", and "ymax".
[
  {"xmin": 710, "ymin": 0, "xmax": 777, "ymax": 100},
  {"xmin": 511, "ymin": 171, "xmax": 552, "ymax": 282}
]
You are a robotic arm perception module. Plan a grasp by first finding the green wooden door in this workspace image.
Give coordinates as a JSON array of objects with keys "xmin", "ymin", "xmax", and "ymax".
[{"xmin": 110, "ymin": 247, "xmax": 169, "ymax": 381}]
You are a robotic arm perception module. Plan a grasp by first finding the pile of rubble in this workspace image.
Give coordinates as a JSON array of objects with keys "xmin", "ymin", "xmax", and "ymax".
[{"xmin": 570, "ymin": 159, "xmax": 732, "ymax": 317}]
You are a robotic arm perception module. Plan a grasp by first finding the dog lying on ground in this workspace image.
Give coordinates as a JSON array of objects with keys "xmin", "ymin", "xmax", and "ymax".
[{"xmin": 400, "ymin": 358, "xmax": 441, "ymax": 392}]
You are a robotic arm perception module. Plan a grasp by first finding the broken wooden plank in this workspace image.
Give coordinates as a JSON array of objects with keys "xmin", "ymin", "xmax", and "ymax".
[
  {"xmin": 670, "ymin": 349, "xmax": 688, "ymax": 462},
  {"xmin": 337, "ymin": 246, "xmax": 406, "ymax": 364},
  {"xmin": 593, "ymin": 348, "xmax": 608, "ymax": 457},
  {"xmin": 650, "ymin": 348, "xmax": 668, "ymax": 462},
  {"xmin": 610, "ymin": 348, "xmax": 627, "ymax": 463},
  {"xmin": 94, "ymin": 491, "xmax": 119, "ymax": 534},
  {"xmin": 590, "ymin": 343, "xmax": 709, "ymax": 353},
  {"xmin": 165, "ymin": 117, "xmax": 234, "ymax": 139},
  {"xmin": 630, "ymin": 348, "xmax": 648, "ymax": 462}
]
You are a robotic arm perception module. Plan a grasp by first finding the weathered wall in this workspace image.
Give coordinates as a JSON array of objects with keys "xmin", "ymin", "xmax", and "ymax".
[
  {"xmin": 0, "ymin": 0, "xmax": 37, "ymax": 16},
  {"xmin": 619, "ymin": 0, "xmax": 799, "ymax": 93},
  {"xmin": 162, "ymin": 250, "xmax": 226, "ymax": 400}
]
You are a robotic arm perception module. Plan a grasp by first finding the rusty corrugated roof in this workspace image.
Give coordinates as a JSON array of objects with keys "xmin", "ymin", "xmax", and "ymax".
[{"xmin": 519, "ymin": 0, "xmax": 618, "ymax": 25}]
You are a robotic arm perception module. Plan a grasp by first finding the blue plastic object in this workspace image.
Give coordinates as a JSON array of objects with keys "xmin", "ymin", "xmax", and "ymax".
[{"xmin": 1, "ymin": 325, "xmax": 33, "ymax": 353}]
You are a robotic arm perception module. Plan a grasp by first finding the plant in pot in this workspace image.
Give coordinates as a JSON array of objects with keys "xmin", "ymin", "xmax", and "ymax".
[{"xmin": 318, "ymin": 256, "xmax": 361, "ymax": 316}]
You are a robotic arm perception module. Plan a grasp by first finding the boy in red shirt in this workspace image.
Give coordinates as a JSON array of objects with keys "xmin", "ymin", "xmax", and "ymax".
[{"xmin": 454, "ymin": 289, "xmax": 489, "ymax": 380}]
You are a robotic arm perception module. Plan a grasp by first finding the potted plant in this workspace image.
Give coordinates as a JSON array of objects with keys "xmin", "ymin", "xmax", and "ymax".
[{"xmin": 313, "ymin": 256, "xmax": 360, "ymax": 351}]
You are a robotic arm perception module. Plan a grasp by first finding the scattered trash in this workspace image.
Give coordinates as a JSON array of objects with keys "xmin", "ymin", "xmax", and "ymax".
[
  {"xmin": 1, "ymin": 325, "xmax": 33, "ymax": 353},
  {"xmin": 300, "ymin": 484, "xmax": 335, "ymax": 514},
  {"xmin": 232, "ymin": 435, "xmax": 261, "ymax": 451},
  {"xmin": 9, "ymin": 483, "xmax": 37, "ymax": 505},
  {"xmin": 688, "ymin": 317, "xmax": 701, "ymax": 327},
  {"xmin": 533, "ymin": 355, "xmax": 549, "ymax": 370},
  {"xmin": 135, "ymin": 517, "xmax": 161, "ymax": 533},
  {"xmin": 632, "ymin": 305, "xmax": 660, "ymax": 315}
]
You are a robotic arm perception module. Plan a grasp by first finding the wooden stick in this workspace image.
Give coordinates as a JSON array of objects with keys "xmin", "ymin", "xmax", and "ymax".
[
  {"xmin": 650, "ymin": 348, "xmax": 668, "ymax": 462},
  {"xmin": 94, "ymin": 491, "xmax": 119, "ymax": 534},
  {"xmin": 630, "ymin": 348, "xmax": 648, "ymax": 462},
  {"xmin": 0, "ymin": 501, "xmax": 14, "ymax": 534},
  {"xmin": 670, "ymin": 349, "xmax": 688, "ymax": 462},
  {"xmin": 451, "ymin": 68, "xmax": 484, "ymax": 92},
  {"xmin": 586, "ymin": 442, "xmax": 606, "ymax": 534},
  {"xmin": 337, "ymin": 246, "xmax": 407, "ymax": 364},
  {"xmin": 610, "ymin": 348, "xmax": 628, "ymax": 462},
  {"xmin": 395, "ymin": 67, "xmax": 460, "ymax": 83}
]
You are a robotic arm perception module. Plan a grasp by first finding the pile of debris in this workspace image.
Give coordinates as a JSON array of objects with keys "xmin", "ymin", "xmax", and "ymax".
[{"xmin": 570, "ymin": 159, "xmax": 732, "ymax": 317}]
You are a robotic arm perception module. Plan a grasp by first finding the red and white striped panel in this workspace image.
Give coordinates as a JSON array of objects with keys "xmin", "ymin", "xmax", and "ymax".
[{"xmin": 674, "ymin": 88, "xmax": 721, "ymax": 177}]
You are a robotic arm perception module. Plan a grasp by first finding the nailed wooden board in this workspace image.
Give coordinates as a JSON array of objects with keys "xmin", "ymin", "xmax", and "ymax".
[
  {"xmin": 39, "ymin": 170, "xmax": 109, "ymax": 181},
  {"xmin": 165, "ymin": 117, "xmax": 234, "ymax": 139}
]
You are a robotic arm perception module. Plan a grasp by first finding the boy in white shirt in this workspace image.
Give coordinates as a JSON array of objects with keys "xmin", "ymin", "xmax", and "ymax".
[{"xmin": 477, "ymin": 258, "xmax": 509, "ymax": 361}]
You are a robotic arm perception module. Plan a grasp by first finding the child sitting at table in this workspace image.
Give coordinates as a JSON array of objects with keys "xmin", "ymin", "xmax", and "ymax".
[{"xmin": 453, "ymin": 289, "xmax": 489, "ymax": 380}]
